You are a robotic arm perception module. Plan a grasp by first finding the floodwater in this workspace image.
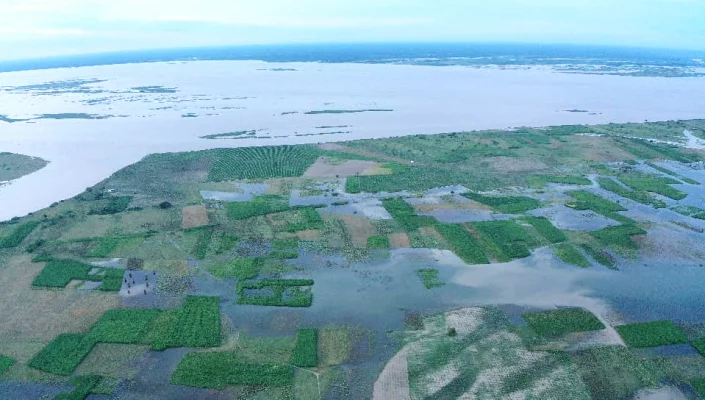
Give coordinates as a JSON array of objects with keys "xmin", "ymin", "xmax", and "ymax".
[{"xmin": 2, "ymin": 61, "xmax": 705, "ymax": 220}]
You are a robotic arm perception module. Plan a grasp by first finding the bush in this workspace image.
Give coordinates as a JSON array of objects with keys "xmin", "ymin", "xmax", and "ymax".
[
  {"xmin": 566, "ymin": 190, "xmax": 634, "ymax": 225},
  {"xmin": 523, "ymin": 308, "xmax": 605, "ymax": 337},
  {"xmin": 616, "ymin": 320, "xmax": 688, "ymax": 348},
  {"xmin": 292, "ymin": 329, "xmax": 318, "ymax": 367},
  {"xmin": 159, "ymin": 201, "xmax": 173, "ymax": 209},
  {"xmin": 0, "ymin": 220, "xmax": 40, "ymax": 248},
  {"xmin": 88, "ymin": 196, "xmax": 132, "ymax": 215},
  {"xmin": 435, "ymin": 224, "xmax": 489, "ymax": 264},
  {"xmin": 447, "ymin": 327, "xmax": 457, "ymax": 337}
]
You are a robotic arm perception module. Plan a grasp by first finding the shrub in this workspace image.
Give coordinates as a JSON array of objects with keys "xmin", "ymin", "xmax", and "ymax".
[
  {"xmin": 462, "ymin": 193, "xmax": 541, "ymax": 214},
  {"xmin": 447, "ymin": 327, "xmax": 457, "ymax": 337},
  {"xmin": 616, "ymin": 320, "xmax": 688, "ymax": 348},
  {"xmin": 523, "ymin": 308, "xmax": 605, "ymax": 337},
  {"xmin": 0, "ymin": 220, "xmax": 40, "ymax": 248},
  {"xmin": 88, "ymin": 196, "xmax": 132, "ymax": 215},
  {"xmin": 292, "ymin": 329, "xmax": 318, "ymax": 367},
  {"xmin": 435, "ymin": 224, "xmax": 489, "ymax": 264},
  {"xmin": 158, "ymin": 201, "xmax": 173, "ymax": 209}
]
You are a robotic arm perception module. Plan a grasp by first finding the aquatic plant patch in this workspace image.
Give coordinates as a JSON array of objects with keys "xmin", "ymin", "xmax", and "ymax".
[
  {"xmin": 523, "ymin": 308, "xmax": 604, "ymax": 337},
  {"xmin": 462, "ymin": 193, "xmax": 542, "ymax": 214},
  {"xmin": 472, "ymin": 220, "xmax": 535, "ymax": 261},
  {"xmin": 597, "ymin": 177, "xmax": 666, "ymax": 208},
  {"xmin": 416, "ymin": 268, "xmax": 444, "ymax": 289},
  {"xmin": 579, "ymin": 244, "xmax": 616, "ymax": 269},
  {"xmin": 366, "ymin": 235, "xmax": 390, "ymax": 250},
  {"xmin": 236, "ymin": 279, "xmax": 314, "ymax": 307},
  {"xmin": 292, "ymin": 329, "xmax": 318, "ymax": 368},
  {"xmin": 522, "ymin": 216, "xmax": 566, "ymax": 243},
  {"xmin": 566, "ymin": 190, "xmax": 634, "ymax": 225},
  {"xmin": 554, "ymin": 243, "xmax": 590, "ymax": 267},
  {"xmin": 435, "ymin": 223, "xmax": 489, "ymax": 264},
  {"xmin": 382, "ymin": 198, "xmax": 436, "ymax": 231},
  {"xmin": 171, "ymin": 351, "xmax": 294, "ymax": 389},
  {"xmin": 0, "ymin": 220, "xmax": 40, "ymax": 248},
  {"xmin": 590, "ymin": 225, "xmax": 646, "ymax": 250},
  {"xmin": 616, "ymin": 320, "xmax": 688, "ymax": 348},
  {"xmin": 618, "ymin": 174, "xmax": 687, "ymax": 200}
]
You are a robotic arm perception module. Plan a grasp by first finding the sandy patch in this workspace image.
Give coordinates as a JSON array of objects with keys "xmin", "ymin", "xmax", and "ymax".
[
  {"xmin": 341, "ymin": 215, "xmax": 377, "ymax": 247},
  {"xmin": 484, "ymin": 156, "xmax": 549, "ymax": 172},
  {"xmin": 182, "ymin": 205, "xmax": 208, "ymax": 229},
  {"xmin": 296, "ymin": 229, "xmax": 323, "ymax": 240},
  {"xmin": 304, "ymin": 156, "xmax": 378, "ymax": 178},
  {"xmin": 389, "ymin": 233, "xmax": 411, "ymax": 249},
  {"xmin": 362, "ymin": 165, "xmax": 393, "ymax": 175},
  {"xmin": 372, "ymin": 345, "xmax": 412, "ymax": 400}
]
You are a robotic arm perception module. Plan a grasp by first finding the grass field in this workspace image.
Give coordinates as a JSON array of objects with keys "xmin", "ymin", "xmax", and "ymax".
[
  {"xmin": 523, "ymin": 308, "xmax": 605, "ymax": 337},
  {"xmin": 616, "ymin": 321, "xmax": 688, "ymax": 348}
]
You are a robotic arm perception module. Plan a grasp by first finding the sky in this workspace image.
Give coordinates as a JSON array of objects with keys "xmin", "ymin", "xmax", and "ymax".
[{"xmin": 1, "ymin": 0, "xmax": 704, "ymax": 60}]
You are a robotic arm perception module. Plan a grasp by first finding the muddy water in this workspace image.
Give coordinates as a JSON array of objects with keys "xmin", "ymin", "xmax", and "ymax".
[{"xmin": 3, "ymin": 61, "xmax": 705, "ymax": 220}]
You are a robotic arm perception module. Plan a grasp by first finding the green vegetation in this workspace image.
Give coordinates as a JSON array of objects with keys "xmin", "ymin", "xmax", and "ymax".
[
  {"xmin": 192, "ymin": 227, "xmax": 213, "ymax": 260},
  {"xmin": 166, "ymin": 296, "xmax": 222, "ymax": 349},
  {"xmin": 88, "ymin": 196, "xmax": 132, "ymax": 215},
  {"xmin": 272, "ymin": 238, "xmax": 299, "ymax": 250},
  {"xmin": 528, "ymin": 175, "xmax": 592, "ymax": 187},
  {"xmin": 597, "ymin": 177, "xmax": 666, "ymax": 208},
  {"xmin": 89, "ymin": 309, "xmax": 161, "ymax": 344},
  {"xmin": 646, "ymin": 161, "xmax": 700, "ymax": 184},
  {"xmin": 690, "ymin": 377, "xmax": 705, "ymax": 398},
  {"xmin": 346, "ymin": 164, "xmax": 498, "ymax": 194},
  {"xmin": 171, "ymin": 351, "xmax": 294, "ymax": 389},
  {"xmin": 555, "ymin": 243, "xmax": 591, "ymax": 267},
  {"xmin": 591, "ymin": 225, "xmax": 646, "ymax": 250},
  {"xmin": 435, "ymin": 224, "xmax": 489, "ymax": 264},
  {"xmin": 571, "ymin": 345, "xmax": 664, "ymax": 400},
  {"xmin": 55, "ymin": 375, "xmax": 102, "ymax": 400},
  {"xmin": 523, "ymin": 308, "xmax": 604, "ymax": 337},
  {"xmin": 472, "ymin": 220, "xmax": 535, "ymax": 261},
  {"xmin": 691, "ymin": 338, "xmax": 705, "ymax": 357},
  {"xmin": 567, "ymin": 190, "xmax": 635, "ymax": 224},
  {"xmin": 0, "ymin": 355, "xmax": 14, "ymax": 376},
  {"xmin": 671, "ymin": 205, "xmax": 705, "ymax": 219},
  {"xmin": 523, "ymin": 216, "xmax": 566, "ymax": 243},
  {"xmin": 462, "ymin": 192, "xmax": 542, "ymax": 214},
  {"xmin": 619, "ymin": 174, "xmax": 687, "ymax": 200},
  {"xmin": 0, "ymin": 220, "xmax": 39, "ymax": 248},
  {"xmin": 200, "ymin": 130, "xmax": 257, "ymax": 139},
  {"xmin": 367, "ymin": 235, "xmax": 389, "ymax": 250},
  {"xmin": 272, "ymin": 207, "xmax": 324, "ymax": 232},
  {"xmin": 292, "ymin": 329, "xmax": 318, "ymax": 368},
  {"xmin": 580, "ymin": 244, "xmax": 616, "ymax": 269},
  {"xmin": 28, "ymin": 333, "xmax": 96, "ymax": 375},
  {"xmin": 416, "ymin": 268, "xmax": 444, "ymax": 289},
  {"xmin": 32, "ymin": 259, "xmax": 101, "ymax": 288},
  {"xmin": 208, "ymin": 145, "xmax": 321, "ymax": 181},
  {"xmin": 382, "ymin": 198, "xmax": 435, "ymax": 231},
  {"xmin": 616, "ymin": 321, "xmax": 688, "ymax": 348},
  {"xmin": 227, "ymin": 195, "xmax": 290, "ymax": 220},
  {"xmin": 237, "ymin": 279, "xmax": 314, "ymax": 307}
]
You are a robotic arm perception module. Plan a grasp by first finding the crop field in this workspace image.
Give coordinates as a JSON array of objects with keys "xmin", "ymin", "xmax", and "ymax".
[
  {"xmin": 523, "ymin": 308, "xmax": 605, "ymax": 337},
  {"xmin": 615, "ymin": 320, "xmax": 688, "ymax": 348},
  {"xmin": 2, "ymin": 119, "xmax": 705, "ymax": 398},
  {"xmin": 462, "ymin": 192, "xmax": 542, "ymax": 214}
]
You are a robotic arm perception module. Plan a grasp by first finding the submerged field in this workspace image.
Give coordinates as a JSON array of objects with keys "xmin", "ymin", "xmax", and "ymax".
[{"xmin": 0, "ymin": 119, "xmax": 705, "ymax": 398}]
